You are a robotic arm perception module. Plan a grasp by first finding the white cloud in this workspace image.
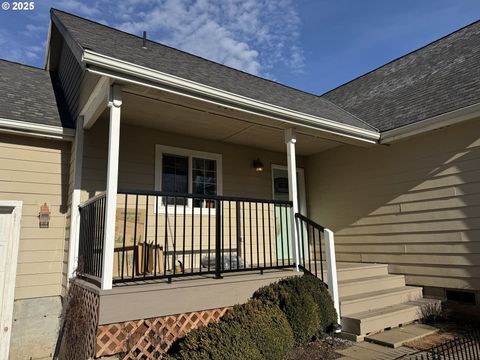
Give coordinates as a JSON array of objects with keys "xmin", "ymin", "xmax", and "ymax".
[
  {"xmin": 111, "ymin": 0, "xmax": 304, "ymax": 76},
  {"xmin": 0, "ymin": 0, "xmax": 304, "ymax": 77}
]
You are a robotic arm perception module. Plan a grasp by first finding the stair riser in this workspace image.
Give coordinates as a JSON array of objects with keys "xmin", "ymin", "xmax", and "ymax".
[
  {"xmin": 341, "ymin": 288, "xmax": 423, "ymax": 316},
  {"xmin": 324, "ymin": 266, "xmax": 389, "ymax": 282},
  {"xmin": 342, "ymin": 306, "xmax": 422, "ymax": 335},
  {"xmin": 342, "ymin": 299, "xmax": 442, "ymax": 336},
  {"xmin": 339, "ymin": 277, "xmax": 406, "ymax": 297}
]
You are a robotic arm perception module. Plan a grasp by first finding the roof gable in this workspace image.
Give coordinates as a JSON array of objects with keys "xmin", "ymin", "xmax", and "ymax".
[{"xmin": 50, "ymin": 9, "xmax": 376, "ymax": 132}]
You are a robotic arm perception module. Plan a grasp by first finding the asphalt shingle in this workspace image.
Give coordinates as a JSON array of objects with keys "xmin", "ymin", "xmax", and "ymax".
[
  {"xmin": 0, "ymin": 59, "xmax": 73, "ymax": 128},
  {"xmin": 51, "ymin": 9, "xmax": 375, "ymax": 132}
]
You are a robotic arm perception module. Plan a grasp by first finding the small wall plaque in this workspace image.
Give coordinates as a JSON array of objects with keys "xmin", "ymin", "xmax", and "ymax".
[{"xmin": 39, "ymin": 203, "xmax": 51, "ymax": 228}]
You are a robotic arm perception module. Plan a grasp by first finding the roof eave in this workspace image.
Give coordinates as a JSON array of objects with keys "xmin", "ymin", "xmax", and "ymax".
[
  {"xmin": 380, "ymin": 102, "xmax": 480, "ymax": 143},
  {"xmin": 82, "ymin": 49, "xmax": 380, "ymax": 144},
  {"xmin": 0, "ymin": 117, "xmax": 75, "ymax": 141}
]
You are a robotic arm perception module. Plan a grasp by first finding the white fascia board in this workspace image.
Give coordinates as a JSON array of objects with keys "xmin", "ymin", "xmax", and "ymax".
[
  {"xmin": 82, "ymin": 50, "xmax": 380, "ymax": 143},
  {"xmin": 380, "ymin": 102, "xmax": 480, "ymax": 144},
  {"xmin": 0, "ymin": 117, "xmax": 75, "ymax": 141}
]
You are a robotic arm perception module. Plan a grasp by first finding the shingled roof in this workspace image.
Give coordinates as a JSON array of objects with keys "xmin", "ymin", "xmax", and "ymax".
[
  {"xmin": 0, "ymin": 59, "xmax": 73, "ymax": 128},
  {"xmin": 322, "ymin": 20, "xmax": 480, "ymax": 132},
  {"xmin": 51, "ymin": 9, "xmax": 375, "ymax": 132}
]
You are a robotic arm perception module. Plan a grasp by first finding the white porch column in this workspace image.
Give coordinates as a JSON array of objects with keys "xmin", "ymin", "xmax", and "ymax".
[
  {"xmin": 67, "ymin": 116, "xmax": 84, "ymax": 280},
  {"xmin": 325, "ymin": 229, "xmax": 341, "ymax": 323},
  {"xmin": 101, "ymin": 85, "xmax": 122, "ymax": 290},
  {"xmin": 285, "ymin": 128, "xmax": 300, "ymax": 271}
]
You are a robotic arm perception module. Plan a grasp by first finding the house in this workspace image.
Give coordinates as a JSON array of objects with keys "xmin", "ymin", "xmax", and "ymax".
[{"xmin": 0, "ymin": 8, "xmax": 479, "ymax": 359}]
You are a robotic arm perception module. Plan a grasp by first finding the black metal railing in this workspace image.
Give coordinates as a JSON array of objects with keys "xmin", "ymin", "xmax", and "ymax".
[
  {"xmin": 78, "ymin": 189, "xmax": 294, "ymax": 284},
  {"xmin": 396, "ymin": 329, "xmax": 480, "ymax": 360},
  {"xmin": 78, "ymin": 193, "xmax": 106, "ymax": 280},
  {"xmin": 295, "ymin": 213, "xmax": 325, "ymax": 283}
]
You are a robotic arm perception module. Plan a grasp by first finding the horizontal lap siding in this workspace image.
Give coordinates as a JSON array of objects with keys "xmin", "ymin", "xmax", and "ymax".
[
  {"xmin": 0, "ymin": 134, "xmax": 71, "ymax": 299},
  {"xmin": 306, "ymin": 119, "xmax": 480, "ymax": 291}
]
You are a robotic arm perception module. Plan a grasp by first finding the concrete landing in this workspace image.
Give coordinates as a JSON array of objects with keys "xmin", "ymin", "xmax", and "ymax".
[
  {"xmin": 337, "ymin": 341, "xmax": 416, "ymax": 360},
  {"xmin": 365, "ymin": 324, "xmax": 439, "ymax": 348}
]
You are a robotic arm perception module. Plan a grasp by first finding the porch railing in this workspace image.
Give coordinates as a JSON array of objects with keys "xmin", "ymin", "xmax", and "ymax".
[
  {"xmin": 78, "ymin": 189, "xmax": 294, "ymax": 284},
  {"xmin": 295, "ymin": 213, "xmax": 325, "ymax": 283},
  {"xmin": 295, "ymin": 212, "xmax": 340, "ymax": 323},
  {"xmin": 77, "ymin": 193, "xmax": 106, "ymax": 280}
]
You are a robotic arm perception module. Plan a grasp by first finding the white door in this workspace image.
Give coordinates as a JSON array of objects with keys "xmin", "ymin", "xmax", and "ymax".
[{"xmin": 0, "ymin": 203, "xmax": 22, "ymax": 360}]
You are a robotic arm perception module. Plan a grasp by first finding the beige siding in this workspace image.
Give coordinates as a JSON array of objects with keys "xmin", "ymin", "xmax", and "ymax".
[
  {"xmin": 0, "ymin": 134, "xmax": 71, "ymax": 299},
  {"xmin": 81, "ymin": 117, "xmax": 304, "ymax": 200},
  {"xmin": 306, "ymin": 118, "xmax": 480, "ymax": 291}
]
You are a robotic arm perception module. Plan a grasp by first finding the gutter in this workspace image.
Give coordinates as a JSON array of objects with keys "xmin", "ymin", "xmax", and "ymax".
[
  {"xmin": 380, "ymin": 102, "xmax": 480, "ymax": 144},
  {"xmin": 0, "ymin": 117, "xmax": 75, "ymax": 141},
  {"xmin": 82, "ymin": 50, "xmax": 380, "ymax": 144}
]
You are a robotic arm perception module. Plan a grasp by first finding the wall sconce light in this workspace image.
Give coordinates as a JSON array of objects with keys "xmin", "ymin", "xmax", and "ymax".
[
  {"xmin": 38, "ymin": 202, "xmax": 51, "ymax": 228},
  {"xmin": 253, "ymin": 158, "xmax": 264, "ymax": 172}
]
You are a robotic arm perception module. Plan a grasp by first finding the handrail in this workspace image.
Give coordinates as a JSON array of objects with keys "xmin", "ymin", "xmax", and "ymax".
[
  {"xmin": 295, "ymin": 212, "xmax": 340, "ymax": 323},
  {"xmin": 117, "ymin": 188, "xmax": 293, "ymax": 206},
  {"xmin": 295, "ymin": 213, "xmax": 325, "ymax": 231},
  {"xmin": 79, "ymin": 192, "xmax": 106, "ymax": 208}
]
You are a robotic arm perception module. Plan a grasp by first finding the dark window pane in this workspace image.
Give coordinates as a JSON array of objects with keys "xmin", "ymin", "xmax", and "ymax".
[
  {"xmin": 205, "ymin": 159, "xmax": 216, "ymax": 172},
  {"xmin": 162, "ymin": 154, "xmax": 188, "ymax": 200},
  {"xmin": 205, "ymin": 184, "xmax": 216, "ymax": 195},
  {"xmin": 192, "ymin": 158, "xmax": 204, "ymax": 170}
]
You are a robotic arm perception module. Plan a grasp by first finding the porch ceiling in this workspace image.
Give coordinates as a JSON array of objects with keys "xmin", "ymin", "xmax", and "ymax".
[{"xmin": 117, "ymin": 84, "xmax": 351, "ymax": 156}]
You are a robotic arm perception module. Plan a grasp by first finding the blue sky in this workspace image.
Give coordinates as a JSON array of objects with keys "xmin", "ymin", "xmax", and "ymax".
[{"xmin": 0, "ymin": 0, "xmax": 479, "ymax": 94}]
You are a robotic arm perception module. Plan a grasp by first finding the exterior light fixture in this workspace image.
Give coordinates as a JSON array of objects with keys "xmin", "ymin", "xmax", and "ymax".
[
  {"xmin": 253, "ymin": 158, "xmax": 264, "ymax": 172},
  {"xmin": 38, "ymin": 202, "xmax": 51, "ymax": 228}
]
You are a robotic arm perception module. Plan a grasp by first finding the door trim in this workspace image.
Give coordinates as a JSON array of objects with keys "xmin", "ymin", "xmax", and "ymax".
[
  {"xmin": 271, "ymin": 165, "xmax": 307, "ymax": 216},
  {"xmin": 0, "ymin": 201, "xmax": 22, "ymax": 360}
]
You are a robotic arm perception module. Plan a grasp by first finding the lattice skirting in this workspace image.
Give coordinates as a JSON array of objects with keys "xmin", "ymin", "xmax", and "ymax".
[
  {"xmin": 96, "ymin": 307, "xmax": 230, "ymax": 359},
  {"xmin": 58, "ymin": 282, "xmax": 100, "ymax": 360}
]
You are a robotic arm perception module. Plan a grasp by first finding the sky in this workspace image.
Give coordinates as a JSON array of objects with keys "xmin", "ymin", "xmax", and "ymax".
[{"xmin": 0, "ymin": 0, "xmax": 479, "ymax": 94}]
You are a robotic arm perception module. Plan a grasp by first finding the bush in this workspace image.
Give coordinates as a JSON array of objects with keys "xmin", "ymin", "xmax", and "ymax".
[
  {"xmin": 167, "ymin": 299, "xmax": 293, "ymax": 360},
  {"xmin": 253, "ymin": 274, "xmax": 337, "ymax": 345}
]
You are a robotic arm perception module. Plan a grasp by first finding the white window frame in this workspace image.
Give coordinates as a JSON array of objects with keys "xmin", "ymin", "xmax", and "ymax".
[{"xmin": 154, "ymin": 144, "xmax": 223, "ymax": 214}]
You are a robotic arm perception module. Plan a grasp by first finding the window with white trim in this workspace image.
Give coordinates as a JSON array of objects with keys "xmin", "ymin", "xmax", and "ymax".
[{"xmin": 155, "ymin": 145, "xmax": 223, "ymax": 208}]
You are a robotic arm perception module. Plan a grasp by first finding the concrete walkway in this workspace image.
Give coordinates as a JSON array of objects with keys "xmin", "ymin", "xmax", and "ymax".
[
  {"xmin": 337, "ymin": 324, "xmax": 439, "ymax": 359},
  {"xmin": 337, "ymin": 341, "xmax": 416, "ymax": 360}
]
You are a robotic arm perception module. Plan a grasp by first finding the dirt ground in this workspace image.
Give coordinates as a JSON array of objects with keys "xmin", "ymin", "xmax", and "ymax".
[
  {"xmin": 290, "ymin": 337, "xmax": 353, "ymax": 360},
  {"xmin": 404, "ymin": 321, "xmax": 479, "ymax": 351}
]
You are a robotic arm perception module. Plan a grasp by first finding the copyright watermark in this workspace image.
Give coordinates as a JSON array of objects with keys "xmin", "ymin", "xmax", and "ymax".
[{"xmin": 1, "ymin": 1, "xmax": 35, "ymax": 10}]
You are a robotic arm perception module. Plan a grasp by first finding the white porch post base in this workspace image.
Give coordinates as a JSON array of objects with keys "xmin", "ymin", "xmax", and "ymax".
[
  {"xmin": 285, "ymin": 128, "xmax": 300, "ymax": 271},
  {"xmin": 325, "ymin": 228, "xmax": 341, "ymax": 323},
  {"xmin": 101, "ymin": 85, "xmax": 122, "ymax": 290}
]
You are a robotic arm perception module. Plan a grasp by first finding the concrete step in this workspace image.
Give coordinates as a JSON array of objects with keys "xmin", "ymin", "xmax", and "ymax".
[
  {"xmin": 325, "ymin": 263, "xmax": 389, "ymax": 282},
  {"xmin": 339, "ymin": 274, "xmax": 406, "ymax": 297},
  {"xmin": 365, "ymin": 324, "xmax": 439, "ymax": 348},
  {"xmin": 341, "ymin": 298, "xmax": 442, "ymax": 336},
  {"xmin": 340, "ymin": 286, "xmax": 423, "ymax": 316}
]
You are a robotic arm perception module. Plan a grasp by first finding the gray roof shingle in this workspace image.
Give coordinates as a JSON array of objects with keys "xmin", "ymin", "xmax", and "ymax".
[
  {"xmin": 51, "ymin": 9, "xmax": 375, "ymax": 132},
  {"xmin": 0, "ymin": 59, "xmax": 73, "ymax": 128},
  {"xmin": 322, "ymin": 20, "xmax": 480, "ymax": 132}
]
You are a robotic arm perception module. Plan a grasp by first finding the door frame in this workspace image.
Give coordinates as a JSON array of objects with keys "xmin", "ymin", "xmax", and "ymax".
[
  {"xmin": 271, "ymin": 164, "xmax": 307, "ymax": 215},
  {"xmin": 0, "ymin": 201, "xmax": 22, "ymax": 360}
]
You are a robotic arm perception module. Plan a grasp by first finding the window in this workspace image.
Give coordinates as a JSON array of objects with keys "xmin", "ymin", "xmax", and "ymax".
[{"xmin": 155, "ymin": 145, "xmax": 222, "ymax": 209}]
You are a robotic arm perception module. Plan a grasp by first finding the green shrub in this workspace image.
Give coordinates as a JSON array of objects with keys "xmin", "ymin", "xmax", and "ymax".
[
  {"xmin": 167, "ymin": 299, "xmax": 293, "ymax": 360},
  {"xmin": 253, "ymin": 274, "xmax": 337, "ymax": 344}
]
